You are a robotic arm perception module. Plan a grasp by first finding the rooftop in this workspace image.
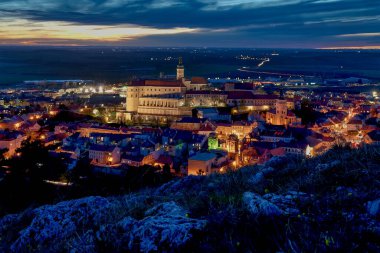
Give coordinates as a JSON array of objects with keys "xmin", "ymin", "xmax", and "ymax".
[
  {"xmin": 190, "ymin": 77, "xmax": 207, "ymax": 84},
  {"xmin": 129, "ymin": 79, "xmax": 186, "ymax": 87},
  {"xmin": 189, "ymin": 152, "xmax": 217, "ymax": 161}
]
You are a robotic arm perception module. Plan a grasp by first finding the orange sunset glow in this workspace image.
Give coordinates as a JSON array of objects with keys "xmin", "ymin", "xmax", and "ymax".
[{"xmin": 0, "ymin": 19, "xmax": 201, "ymax": 45}]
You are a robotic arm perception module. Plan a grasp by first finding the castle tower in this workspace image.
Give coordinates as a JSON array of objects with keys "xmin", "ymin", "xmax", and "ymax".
[
  {"xmin": 276, "ymin": 99, "xmax": 287, "ymax": 116},
  {"xmin": 177, "ymin": 57, "xmax": 184, "ymax": 80}
]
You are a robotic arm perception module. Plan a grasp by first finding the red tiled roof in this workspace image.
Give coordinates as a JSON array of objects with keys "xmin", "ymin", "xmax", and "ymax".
[
  {"xmin": 227, "ymin": 91, "xmax": 278, "ymax": 100},
  {"xmin": 234, "ymin": 83, "xmax": 255, "ymax": 90},
  {"xmin": 186, "ymin": 90, "xmax": 227, "ymax": 95},
  {"xmin": 253, "ymin": 94, "xmax": 278, "ymax": 100},
  {"xmin": 156, "ymin": 155, "xmax": 173, "ymax": 165},
  {"xmin": 321, "ymin": 121, "xmax": 334, "ymax": 126},
  {"xmin": 227, "ymin": 91, "xmax": 255, "ymax": 100},
  {"xmin": 190, "ymin": 77, "xmax": 207, "ymax": 84},
  {"xmin": 130, "ymin": 80, "xmax": 185, "ymax": 87},
  {"xmin": 322, "ymin": 136, "xmax": 335, "ymax": 142},
  {"xmin": 199, "ymin": 125, "xmax": 214, "ymax": 131},
  {"xmin": 347, "ymin": 119, "xmax": 362, "ymax": 125}
]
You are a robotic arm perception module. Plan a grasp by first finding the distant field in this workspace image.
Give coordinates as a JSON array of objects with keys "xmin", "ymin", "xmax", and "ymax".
[{"xmin": 0, "ymin": 47, "xmax": 379, "ymax": 85}]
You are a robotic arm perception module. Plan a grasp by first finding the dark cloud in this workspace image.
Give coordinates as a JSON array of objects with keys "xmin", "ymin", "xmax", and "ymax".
[{"xmin": 0, "ymin": 0, "xmax": 379, "ymax": 47}]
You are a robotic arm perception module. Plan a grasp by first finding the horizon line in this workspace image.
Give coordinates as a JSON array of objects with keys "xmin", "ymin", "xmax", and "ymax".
[{"xmin": 0, "ymin": 44, "xmax": 380, "ymax": 50}]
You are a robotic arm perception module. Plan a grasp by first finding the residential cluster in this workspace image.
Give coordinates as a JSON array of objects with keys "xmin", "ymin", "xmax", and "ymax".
[{"xmin": 0, "ymin": 59, "xmax": 379, "ymax": 177}]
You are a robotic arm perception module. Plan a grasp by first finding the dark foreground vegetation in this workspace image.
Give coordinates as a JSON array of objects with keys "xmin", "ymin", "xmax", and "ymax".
[
  {"xmin": 0, "ymin": 139, "xmax": 173, "ymax": 216},
  {"xmin": 0, "ymin": 145, "xmax": 379, "ymax": 252}
]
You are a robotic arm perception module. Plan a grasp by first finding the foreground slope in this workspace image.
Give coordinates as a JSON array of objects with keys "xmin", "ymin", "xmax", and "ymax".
[{"xmin": 0, "ymin": 145, "xmax": 379, "ymax": 252}]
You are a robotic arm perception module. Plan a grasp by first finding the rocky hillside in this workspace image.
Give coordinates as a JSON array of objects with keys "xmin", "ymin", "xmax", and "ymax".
[{"xmin": 0, "ymin": 145, "xmax": 379, "ymax": 252}]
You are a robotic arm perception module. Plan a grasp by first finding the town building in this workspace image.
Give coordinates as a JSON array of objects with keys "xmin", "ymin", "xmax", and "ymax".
[
  {"xmin": 0, "ymin": 132, "xmax": 25, "ymax": 158},
  {"xmin": 183, "ymin": 77, "xmax": 208, "ymax": 91},
  {"xmin": 187, "ymin": 152, "xmax": 217, "ymax": 175},
  {"xmin": 185, "ymin": 90, "xmax": 227, "ymax": 107},
  {"xmin": 89, "ymin": 145, "xmax": 121, "ymax": 165},
  {"xmin": 215, "ymin": 121, "xmax": 257, "ymax": 139},
  {"xmin": 227, "ymin": 92, "xmax": 278, "ymax": 110},
  {"xmin": 266, "ymin": 99, "xmax": 301, "ymax": 126},
  {"xmin": 125, "ymin": 59, "xmax": 200, "ymax": 121}
]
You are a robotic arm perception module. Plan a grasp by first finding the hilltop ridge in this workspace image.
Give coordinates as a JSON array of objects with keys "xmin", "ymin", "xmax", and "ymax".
[{"xmin": 0, "ymin": 145, "xmax": 379, "ymax": 252}]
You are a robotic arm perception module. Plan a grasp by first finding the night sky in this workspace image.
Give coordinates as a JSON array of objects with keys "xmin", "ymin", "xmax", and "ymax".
[{"xmin": 0, "ymin": 0, "xmax": 379, "ymax": 48}]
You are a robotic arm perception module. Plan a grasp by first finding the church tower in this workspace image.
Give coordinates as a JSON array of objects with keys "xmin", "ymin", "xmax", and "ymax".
[
  {"xmin": 176, "ymin": 57, "xmax": 184, "ymax": 80},
  {"xmin": 276, "ymin": 99, "xmax": 288, "ymax": 117}
]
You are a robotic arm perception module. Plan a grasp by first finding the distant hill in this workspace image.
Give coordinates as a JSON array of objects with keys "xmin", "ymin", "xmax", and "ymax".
[
  {"xmin": 1, "ymin": 47, "xmax": 380, "ymax": 85},
  {"xmin": 0, "ymin": 145, "xmax": 379, "ymax": 252}
]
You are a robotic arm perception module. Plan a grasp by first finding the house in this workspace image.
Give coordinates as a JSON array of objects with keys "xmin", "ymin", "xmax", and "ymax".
[
  {"xmin": 89, "ymin": 133, "xmax": 129, "ymax": 147},
  {"xmin": 215, "ymin": 121, "xmax": 256, "ymax": 139},
  {"xmin": 88, "ymin": 145, "xmax": 121, "ymax": 165},
  {"xmin": 170, "ymin": 117, "xmax": 207, "ymax": 131},
  {"xmin": 270, "ymin": 145, "xmax": 305, "ymax": 156},
  {"xmin": 54, "ymin": 123, "xmax": 72, "ymax": 135},
  {"xmin": 121, "ymin": 154, "xmax": 145, "ymax": 167},
  {"xmin": 54, "ymin": 145, "xmax": 81, "ymax": 160},
  {"xmin": 153, "ymin": 155, "xmax": 174, "ymax": 172},
  {"xmin": 79, "ymin": 124, "xmax": 121, "ymax": 137},
  {"xmin": 227, "ymin": 92, "xmax": 278, "ymax": 111},
  {"xmin": 0, "ymin": 118, "xmax": 24, "ymax": 130},
  {"xmin": 41, "ymin": 133, "xmax": 67, "ymax": 146},
  {"xmin": 346, "ymin": 119, "xmax": 363, "ymax": 132},
  {"xmin": 121, "ymin": 152, "xmax": 156, "ymax": 167},
  {"xmin": 305, "ymin": 136, "xmax": 335, "ymax": 156},
  {"xmin": 140, "ymin": 140, "xmax": 156, "ymax": 156},
  {"xmin": 241, "ymin": 147, "xmax": 259, "ymax": 165},
  {"xmin": 27, "ymin": 122, "xmax": 41, "ymax": 132},
  {"xmin": 258, "ymin": 128, "xmax": 294, "ymax": 143},
  {"xmin": 187, "ymin": 134, "xmax": 208, "ymax": 154},
  {"xmin": 0, "ymin": 132, "xmax": 25, "ymax": 158},
  {"xmin": 197, "ymin": 107, "xmax": 231, "ymax": 122},
  {"xmin": 161, "ymin": 129, "xmax": 207, "ymax": 156},
  {"xmin": 187, "ymin": 152, "xmax": 217, "ymax": 176}
]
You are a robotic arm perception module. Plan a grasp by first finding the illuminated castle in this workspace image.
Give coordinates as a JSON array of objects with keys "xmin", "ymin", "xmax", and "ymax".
[{"xmin": 125, "ymin": 58, "xmax": 189, "ymax": 121}]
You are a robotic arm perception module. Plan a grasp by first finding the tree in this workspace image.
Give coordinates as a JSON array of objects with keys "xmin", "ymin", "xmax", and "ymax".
[
  {"xmin": 10, "ymin": 138, "xmax": 66, "ymax": 181},
  {"xmin": 294, "ymin": 98, "xmax": 320, "ymax": 125},
  {"xmin": 163, "ymin": 164, "xmax": 171, "ymax": 175},
  {"xmin": 0, "ymin": 148, "xmax": 8, "ymax": 163},
  {"xmin": 58, "ymin": 104, "xmax": 69, "ymax": 111},
  {"xmin": 192, "ymin": 108, "xmax": 199, "ymax": 118}
]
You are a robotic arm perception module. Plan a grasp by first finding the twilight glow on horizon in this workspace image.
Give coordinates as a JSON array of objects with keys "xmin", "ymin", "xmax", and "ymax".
[{"xmin": 0, "ymin": 0, "xmax": 379, "ymax": 48}]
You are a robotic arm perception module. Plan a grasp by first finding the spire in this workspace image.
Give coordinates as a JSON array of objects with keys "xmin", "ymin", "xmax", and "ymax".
[{"xmin": 176, "ymin": 56, "xmax": 184, "ymax": 80}]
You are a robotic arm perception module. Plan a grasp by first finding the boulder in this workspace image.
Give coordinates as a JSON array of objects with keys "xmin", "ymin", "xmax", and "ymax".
[
  {"xmin": 69, "ymin": 230, "xmax": 97, "ymax": 253},
  {"xmin": 367, "ymin": 199, "xmax": 380, "ymax": 217},
  {"xmin": 243, "ymin": 192, "xmax": 283, "ymax": 216},
  {"xmin": 316, "ymin": 160, "xmax": 340, "ymax": 172},
  {"xmin": 249, "ymin": 171, "xmax": 265, "ymax": 185},
  {"xmin": 155, "ymin": 176, "xmax": 205, "ymax": 196},
  {"xmin": 264, "ymin": 156, "xmax": 289, "ymax": 169},
  {"xmin": 97, "ymin": 201, "xmax": 207, "ymax": 253},
  {"xmin": 263, "ymin": 191, "xmax": 310, "ymax": 216},
  {"xmin": 9, "ymin": 196, "xmax": 113, "ymax": 252}
]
